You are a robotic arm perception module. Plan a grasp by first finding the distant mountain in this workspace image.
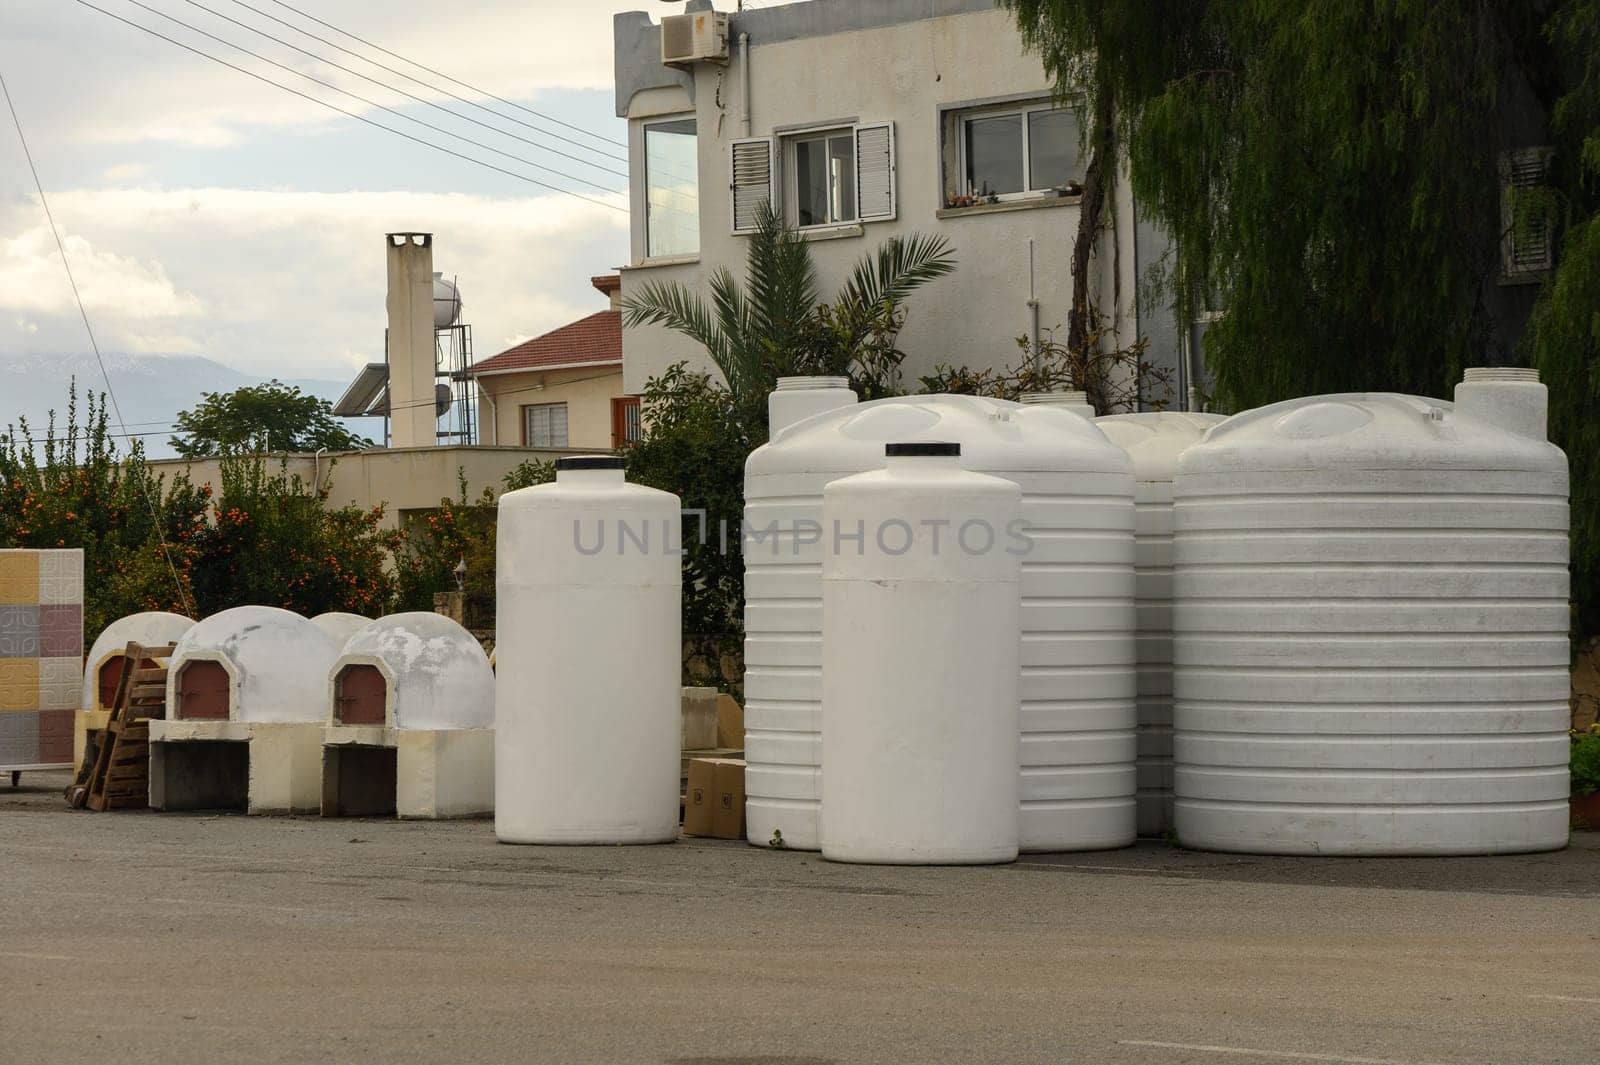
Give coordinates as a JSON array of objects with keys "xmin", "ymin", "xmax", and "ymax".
[{"xmin": 0, "ymin": 352, "xmax": 385, "ymax": 459}]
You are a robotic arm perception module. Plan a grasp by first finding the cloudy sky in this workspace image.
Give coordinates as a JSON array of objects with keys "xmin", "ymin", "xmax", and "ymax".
[{"xmin": 0, "ymin": 0, "xmax": 736, "ymax": 397}]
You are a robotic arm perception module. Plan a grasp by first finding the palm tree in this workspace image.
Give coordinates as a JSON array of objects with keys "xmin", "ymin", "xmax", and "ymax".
[{"xmin": 621, "ymin": 201, "xmax": 956, "ymax": 429}]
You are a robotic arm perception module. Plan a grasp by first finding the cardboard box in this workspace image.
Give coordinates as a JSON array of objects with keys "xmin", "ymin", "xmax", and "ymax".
[
  {"xmin": 682, "ymin": 757, "xmax": 745, "ymax": 840},
  {"xmin": 715, "ymin": 693, "xmax": 744, "ymax": 749}
]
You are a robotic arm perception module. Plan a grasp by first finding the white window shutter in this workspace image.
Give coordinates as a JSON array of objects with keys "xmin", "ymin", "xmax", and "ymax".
[
  {"xmin": 854, "ymin": 122, "xmax": 896, "ymax": 222},
  {"xmin": 730, "ymin": 137, "xmax": 775, "ymax": 234}
]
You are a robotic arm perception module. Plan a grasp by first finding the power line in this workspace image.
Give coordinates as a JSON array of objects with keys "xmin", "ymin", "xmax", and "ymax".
[
  {"xmin": 0, "ymin": 69, "xmax": 196, "ymax": 617},
  {"xmin": 174, "ymin": 0, "xmax": 629, "ymax": 180},
  {"xmin": 220, "ymin": 0, "xmax": 630, "ymax": 165},
  {"xmin": 70, "ymin": 0, "xmax": 626, "ymax": 212},
  {"xmin": 260, "ymin": 0, "xmax": 628, "ymax": 152},
  {"xmin": 117, "ymin": 0, "xmax": 622, "ymax": 195}
]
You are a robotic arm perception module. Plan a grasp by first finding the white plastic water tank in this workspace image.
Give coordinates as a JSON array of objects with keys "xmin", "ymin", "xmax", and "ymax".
[
  {"xmin": 1096, "ymin": 412, "xmax": 1227, "ymax": 836},
  {"xmin": 768, "ymin": 376, "xmax": 858, "ymax": 436},
  {"xmin": 744, "ymin": 395, "xmax": 1137, "ymax": 852},
  {"xmin": 166, "ymin": 606, "xmax": 339, "ymax": 724},
  {"xmin": 495, "ymin": 455, "xmax": 682, "ymax": 844},
  {"xmin": 332, "ymin": 612, "xmax": 493, "ymax": 730},
  {"xmin": 1173, "ymin": 375, "xmax": 1570, "ymax": 855},
  {"xmin": 433, "ymin": 273, "xmax": 462, "ymax": 328},
  {"xmin": 821, "ymin": 442, "xmax": 1022, "ymax": 864}
]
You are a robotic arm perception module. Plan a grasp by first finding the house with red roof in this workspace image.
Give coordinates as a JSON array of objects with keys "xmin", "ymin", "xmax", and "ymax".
[{"xmin": 466, "ymin": 275, "xmax": 639, "ymax": 450}]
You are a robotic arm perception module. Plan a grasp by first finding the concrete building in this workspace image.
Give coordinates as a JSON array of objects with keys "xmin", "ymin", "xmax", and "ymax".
[
  {"xmin": 613, "ymin": 0, "xmax": 1188, "ymax": 407},
  {"xmin": 468, "ymin": 275, "xmax": 639, "ymax": 450},
  {"xmin": 145, "ymin": 444, "xmax": 573, "ymax": 531}
]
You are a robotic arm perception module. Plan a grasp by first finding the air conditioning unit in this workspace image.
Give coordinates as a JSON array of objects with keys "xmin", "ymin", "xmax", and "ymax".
[{"xmin": 661, "ymin": 11, "xmax": 729, "ymax": 67}]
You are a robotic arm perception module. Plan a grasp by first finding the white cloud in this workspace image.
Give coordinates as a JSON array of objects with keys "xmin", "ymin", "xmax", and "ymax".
[
  {"xmin": 0, "ymin": 186, "xmax": 628, "ymax": 378},
  {"xmin": 0, "ymin": 222, "xmax": 202, "ymax": 319}
]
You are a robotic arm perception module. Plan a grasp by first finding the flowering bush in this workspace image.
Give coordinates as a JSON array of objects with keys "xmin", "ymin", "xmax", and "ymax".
[{"xmin": 0, "ymin": 385, "xmax": 207, "ymax": 642}]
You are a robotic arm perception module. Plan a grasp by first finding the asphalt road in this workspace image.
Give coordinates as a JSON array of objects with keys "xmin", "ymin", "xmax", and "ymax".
[{"xmin": 1, "ymin": 769, "xmax": 1596, "ymax": 1065}]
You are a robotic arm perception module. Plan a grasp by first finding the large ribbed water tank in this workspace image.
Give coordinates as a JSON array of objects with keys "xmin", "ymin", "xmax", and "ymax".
[
  {"xmin": 495, "ymin": 456, "xmax": 682, "ymax": 845},
  {"xmin": 1173, "ymin": 376, "xmax": 1570, "ymax": 855},
  {"xmin": 1096, "ymin": 412, "xmax": 1227, "ymax": 836},
  {"xmin": 744, "ymin": 395, "xmax": 1137, "ymax": 852}
]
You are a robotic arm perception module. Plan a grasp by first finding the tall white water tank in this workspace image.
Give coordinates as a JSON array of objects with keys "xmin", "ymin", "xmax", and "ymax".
[
  {"xmin": 821, "ymin": 442, "xmax": 1022, "ymax": 864},
  {"xmin": 433, "ymin": 273, "xmax": 462, "ymax": 328},
  {"xmin": 1096, "ymin": 412, "xmax": 1227, "ymax": 836},
  {"xmin": 744, "ymin": 395, "xmax": 1137, "ymax": 852},
  {"xmin": 1173, "ymin": 375, "xmax": 1570, "ymax": 855},
  {"xmin": 495, "ymin": 455, "xmax": 682, "ymax": 844}
]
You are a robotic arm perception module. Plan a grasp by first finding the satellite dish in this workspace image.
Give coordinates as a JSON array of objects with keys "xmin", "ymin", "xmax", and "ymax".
[{"xmin": 435, "ymin": 383, "xmax": 453, "ymax": 417}]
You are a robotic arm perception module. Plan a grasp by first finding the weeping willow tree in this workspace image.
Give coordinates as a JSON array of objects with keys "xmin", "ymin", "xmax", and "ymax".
[{"xmin": 1003, "ymin": 0, "xmax": 1600, "ymax": 628}]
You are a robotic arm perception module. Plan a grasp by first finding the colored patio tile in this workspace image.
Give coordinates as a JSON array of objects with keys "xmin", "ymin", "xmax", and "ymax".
[
  {"xmin": 39, "ymin": 604, "xmax": 83, "ymax": 659},
  {"xmin": 0, "ymin": 658, "xmax": 41, "ymax": 712},
  {"xmin": 0, "ymin": 552, "xmax": 40, "ymax": 605},
  {"xmin": 39, "ymin": 550, "xmax": 84, "ymax": 606},
  {"xmin": 0, "ymin": 606, "xmax": 41, "ymax": 659}
]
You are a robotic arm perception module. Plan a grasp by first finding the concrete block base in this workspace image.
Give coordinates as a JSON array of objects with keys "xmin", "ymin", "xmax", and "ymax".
[
  {"xmin": 148, "ymin": 720, "xmax": 323, "ymax": 815},
  {"xmin": 322, "ymin": 726, "xmax": 493, "ymax": 819},
  {"xmin": 74, "ymin": 708, "xmax": 111, "ymax": 774}
]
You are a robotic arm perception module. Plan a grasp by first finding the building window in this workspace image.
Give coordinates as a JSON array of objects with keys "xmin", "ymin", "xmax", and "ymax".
[
  {"xmin": 945, "ymin": 100, "xmax": 1082, "ymax": 202},
  {"xmin": 1501, "ymin": 147, "xmax": 1555, "ymax": 283},
  {"xmin": 522, "ymin": 402, "xmax": 569, "ymax": 448},
  {"xmin": 731, "ymin": 123, "xmax": 895, "ymax": 235},
  {"xmin": 644, "ymin": 117, "xmax": 699, "ymax": 259},
  {"xmin": 788, "ymin": 129, "xmax": 857, "ymax": 228},
  {"xmin": 611, "ymin": 396, "xmax": 642, "ymax": 448}
]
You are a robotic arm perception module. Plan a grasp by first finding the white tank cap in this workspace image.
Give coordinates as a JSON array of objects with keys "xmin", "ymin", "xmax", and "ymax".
[
  {"xmin": 1454, "ymin": 367, "xmax": 1547, "ymax": 442},
  {"xmin": 1018, "ymin": 390, "xmax": 1095, "ymax": 421},
  {"xmin": 768, "ymin": 376, "xmax": 858, "ymax": 437}
]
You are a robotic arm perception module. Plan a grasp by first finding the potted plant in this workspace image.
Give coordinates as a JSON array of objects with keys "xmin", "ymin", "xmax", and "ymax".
[{"xmin": 1573, "ymin": 724, "xmax": 1600, "ymax": 827}]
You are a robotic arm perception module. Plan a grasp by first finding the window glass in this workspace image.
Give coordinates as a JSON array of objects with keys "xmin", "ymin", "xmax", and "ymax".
[
  {"xmin": 644, "ymin": 118, "xmax": 698, "ymax": 258},
  {"xmin": 828, "ymin": 134, "xmax": 856, "ymax": 222},
  {"xmin": 1028, "ymin": 109, "xmax": 1078, "ymax": 190},
  {"xmin": 524, "ymin": 403, "xmax": 569, "ymax": 448},
  {"xmin": 965, "ymin": 114, "xmax": 1023, "ymax": 196},
  {"xmin": 794, "ymin": 137, "xmax": 830, "ymax": 227}
]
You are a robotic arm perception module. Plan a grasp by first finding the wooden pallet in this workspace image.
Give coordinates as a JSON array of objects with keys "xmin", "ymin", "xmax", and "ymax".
[{"xmin": 67, "ymin": 642, "xmax": 175, "ymax": 811}]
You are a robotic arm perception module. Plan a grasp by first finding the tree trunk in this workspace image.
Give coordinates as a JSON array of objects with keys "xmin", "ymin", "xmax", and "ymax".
[{"xmin": 1066, "ymin": 78, "xmax": 1117, "ymax": 374}]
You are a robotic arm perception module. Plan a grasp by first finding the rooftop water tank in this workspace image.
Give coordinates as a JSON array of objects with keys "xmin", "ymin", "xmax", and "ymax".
[
  {"xmin": 820, "ymin": 443, "xmax": 1022, "ymax": 864},
  {"xmin": 768, "ymin": 376, "xmax": 858, "ymax": 436},
  {"xmin": 1096, "ymin": 412, "xmax": 1227, "ymax": 837},
  {"xmin": 495, "ymin": 455, "xmax": 682, "ymax": 844},
  {"xmin": 433, "ymin": 273, "xmax": 462, "ymax": 329},
  {"xmin": 1172, "ymin": 372, "xmax": 1570, "ymax": 855},
  {"xmin": 744, "ymin": 394, "xmax": 1137, "ymax": 852}
]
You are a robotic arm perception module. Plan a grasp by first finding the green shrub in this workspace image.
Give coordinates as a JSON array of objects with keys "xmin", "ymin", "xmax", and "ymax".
[{"xmin": 1574, "ymin": 726, "xmax": 1600, "ymax": 797}]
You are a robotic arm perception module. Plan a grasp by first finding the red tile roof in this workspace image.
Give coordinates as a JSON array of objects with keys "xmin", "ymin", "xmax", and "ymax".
[{"xmin": 469, "ymin": 308, "xmax": 622, "ymax": 376}]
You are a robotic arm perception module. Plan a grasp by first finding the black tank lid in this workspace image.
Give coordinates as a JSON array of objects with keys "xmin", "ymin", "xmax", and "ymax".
[{"xmin": 885, "ymin": 441, "xmax": 960, "ymax": 457}]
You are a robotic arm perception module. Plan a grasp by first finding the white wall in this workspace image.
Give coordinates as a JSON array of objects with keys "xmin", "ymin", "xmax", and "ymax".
[{"xmin": 616, "ymin": 4, "xmax": 1157, "ymax": 398}]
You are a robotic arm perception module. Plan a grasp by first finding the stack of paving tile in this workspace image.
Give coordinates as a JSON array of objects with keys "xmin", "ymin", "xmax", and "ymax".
[{"xmin": 0, "ymin": 550, "xmax": 84, "ymax": 776}]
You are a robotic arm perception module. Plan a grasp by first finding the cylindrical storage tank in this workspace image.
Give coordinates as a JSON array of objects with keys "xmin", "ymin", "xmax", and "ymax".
[
  {"xmin": 821, "ymin": 443, "xmax": 1021, "ymax": 864},
  {"xmin": 768, "ymin": 376, "xmax": 858, "ymax": 436},
  {"xmin": 1020, "ymin": 390, "xmax": 1096, "ymax": 421},
  {"xmin": 1096, "ymin": 412, "xmax": 1227, "ymax": 837},
  {"xmin": 433, "ymin": 272, "xmax": 462, "ymax": 328},
  {"xmin": 495, "ymin": 455, "xmax": 682, "ymax": 844},
  {"xmin": 1173, "ymin": 384, "xmax": 1570, "ymax": 855},
  {"xmin": 744, "ymin": 395, "xmax": 1137, "ymax": 852}
]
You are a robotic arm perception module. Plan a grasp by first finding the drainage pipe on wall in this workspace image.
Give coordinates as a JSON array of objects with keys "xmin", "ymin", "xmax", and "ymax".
[{"xmin": 740, "ymin": 33, "xmax": 752, "ymax": 137}]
